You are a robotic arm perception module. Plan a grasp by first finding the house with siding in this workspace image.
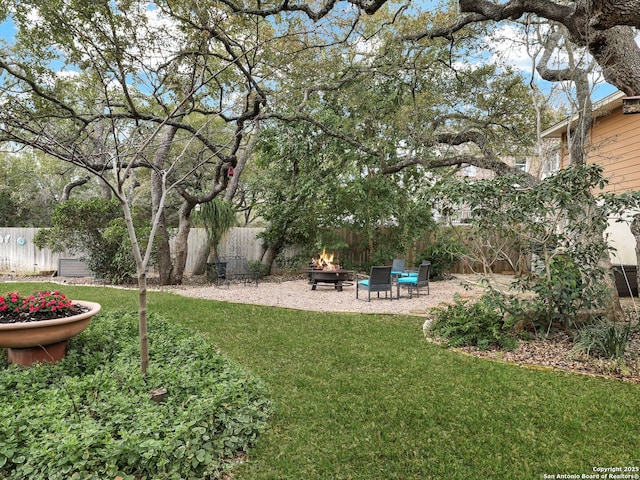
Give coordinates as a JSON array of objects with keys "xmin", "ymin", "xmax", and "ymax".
[{"xmin": 541, "ymin": 90, "xmax": 640, "ymax": 273}]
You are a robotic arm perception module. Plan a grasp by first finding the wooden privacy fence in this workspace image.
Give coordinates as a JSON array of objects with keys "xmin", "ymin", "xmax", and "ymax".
[
  {"xmin": 332, "ymin": 226, "xmax": 521, "ymax": 274},
  {"xmin": 0, "ymin": 228, "xmax": 60, "ymax": 274},
  {"xmin": 2, "ymin": 225, "xmax": 521, "ymax": 276},
  {"xmin": 0, "ymin": 227, "xmax": 266, "ymax": 275}
]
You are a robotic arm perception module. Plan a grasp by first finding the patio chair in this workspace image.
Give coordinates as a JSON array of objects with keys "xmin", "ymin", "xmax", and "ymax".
[
  {"xmin": 391, "ymin": 258, "xmax": 406, "ymax": 277},
  {"xmin": 356, "ymin": 266, "xmax": 394, "ymax": 301},
  {"xmin": 224, "ymin": 256, "xmax": 259, "ymax": 286},
  {"xmin": 206, "ymin": 260, "xmax": 229, "ymax": 287},
  {"xmin": 397, "ymin": 262, "xmax": 430, "ymax": 298},
  {"xmin": 404, "ymin": 260, "xmax": 431, "ymax": 277}
]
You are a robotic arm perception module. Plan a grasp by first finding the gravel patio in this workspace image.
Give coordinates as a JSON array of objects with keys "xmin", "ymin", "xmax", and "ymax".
[{"xmin": 166, "ymin": 274, "xmax": 488, "ymax": 316}]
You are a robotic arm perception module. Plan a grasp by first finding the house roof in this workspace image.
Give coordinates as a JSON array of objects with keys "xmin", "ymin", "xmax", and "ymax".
[{"xmin": 541, "ymin": 90, "xmax": 626, "ymax": 138}]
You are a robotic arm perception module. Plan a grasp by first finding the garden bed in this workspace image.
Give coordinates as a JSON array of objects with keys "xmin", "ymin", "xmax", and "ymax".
[
  {"xmin": 0, "ymin": 310, "xmax": 272, "ymax": 479},
  {"xmin": 455, "ymin": 328, "xmax": 640, "ymax": 383}
]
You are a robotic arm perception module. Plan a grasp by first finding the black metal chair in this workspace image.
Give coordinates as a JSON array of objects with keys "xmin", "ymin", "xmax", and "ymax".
[
  {"xmin": 356, "ymin": 266, "xmax": 393, "ymax": 301},
  {"xmin": 224, "ymin": 256, "xmax": 259, "ymax": 286},
  {"xmin": 206, "ymin": 260, "xmax": 229, "ymax": 287}
]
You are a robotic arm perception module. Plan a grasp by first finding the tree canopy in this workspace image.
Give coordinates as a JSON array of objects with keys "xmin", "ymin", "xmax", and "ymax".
[
  {"xmin": 0, "ymin": 0, "xmax": 570, "ymax": 276},
  {"xmin": 211, "ymin": 0, "xmax": 640, "ymax": 96}
]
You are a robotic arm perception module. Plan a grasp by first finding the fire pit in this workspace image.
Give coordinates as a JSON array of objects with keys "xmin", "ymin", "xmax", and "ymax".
[
  {"xmin": 308, "ymin": 269, "xmax": 354, "ymax": 291},
  {"xmin": 308, "ymin": 249, "xmax": 353, "ymax": 292}
]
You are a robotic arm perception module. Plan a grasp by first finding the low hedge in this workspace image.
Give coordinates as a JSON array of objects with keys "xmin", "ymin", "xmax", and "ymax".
[{"xmin": 0, "ymin": 311, "xmax": 273, "ymax": 480}]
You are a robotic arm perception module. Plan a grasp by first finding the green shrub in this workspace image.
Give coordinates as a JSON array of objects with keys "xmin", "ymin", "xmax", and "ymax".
[
  {"xmin": 416, "ymin": 235, "xmax": 465, "ymax": 279},
  {"xmin": 571, "ymin": 321, "xmax": 633, "ymax": 359},
  {"xmin": 247, "ymin": 260, "xmax": 270, "ymax": 278},
  {"xmin": 436, "ymin": 165, "xmax": 631, "ymax": 333},
  {"xmin": 274, "ymin": 251, "xmax": 315, "ymax": 273},
  {"xmin": 427, "ymin": 294, "xmax": 518, "ymax": 351},
  {"xmin": 512, "ymin": 254, "xmax": 607, "ymax": 332},
  {"xmin": 0, "ymin": 311, "xmax": 272, "ymax": 480},
  {"xmin": 33, "ymin": 198, "xmax": 148, "ymax": 284}
]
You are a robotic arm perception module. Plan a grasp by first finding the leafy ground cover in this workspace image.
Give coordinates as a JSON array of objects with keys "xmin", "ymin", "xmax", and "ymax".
[
  {"xmin": 3, "ymin": 283, "xmax": 640, "ymax": 479},
  {"xmin": 0, "ymin": 305, "xmax": 271, "ymax": 480}
]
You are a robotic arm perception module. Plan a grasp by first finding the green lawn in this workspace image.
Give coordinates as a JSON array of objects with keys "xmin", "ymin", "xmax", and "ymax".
[{"xmin": 5, "ymin": 283, "xmax": 640, "ymax": 479}]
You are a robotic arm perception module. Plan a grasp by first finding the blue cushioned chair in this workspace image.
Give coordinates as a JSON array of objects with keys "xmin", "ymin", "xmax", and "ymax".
[
  {"xmin": 356, "ymin": 266, "xmax": 393, "ymax": 301},
  {"xmin": 404, "ymin": 260, "xmax": 431, "ymax": 277},
  {"xmin": 391, "ymin": 258, "xmax": 406, "ymax": 277},
  {"xmin": 397, "ymin": 262, "xmax": 430, "ymax": 298}
]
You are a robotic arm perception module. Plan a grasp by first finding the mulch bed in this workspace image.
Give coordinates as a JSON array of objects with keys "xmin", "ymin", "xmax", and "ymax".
[{"xmin": 454, "ymin": 327, "xmax": 640, "ymax": 384}]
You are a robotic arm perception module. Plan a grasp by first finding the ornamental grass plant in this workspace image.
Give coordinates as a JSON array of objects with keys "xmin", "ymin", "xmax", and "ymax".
[
  {"xmin": 571, "ymin": 321, "xmax": 634, "ymax": 360},
  {"xmin": 3, "ymin": 282, "xmax": 640, "ymax": 479}
]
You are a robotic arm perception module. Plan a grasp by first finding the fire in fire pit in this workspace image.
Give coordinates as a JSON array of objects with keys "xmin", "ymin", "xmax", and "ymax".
[
  {"xmin": 308, "ymin": 249, "xmax": 353, "ymax": 291},
  {"xmin": 310, "ymin": 248, "xmax": 337, "ymax": 271}
]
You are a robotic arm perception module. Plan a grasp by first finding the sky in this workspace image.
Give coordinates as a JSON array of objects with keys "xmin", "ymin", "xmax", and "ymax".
[{"xmin": 0, "ymin": 19, "xmax": 14, "ymax": 40}]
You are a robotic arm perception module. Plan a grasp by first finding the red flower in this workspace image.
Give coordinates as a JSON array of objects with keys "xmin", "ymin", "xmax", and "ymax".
[{"xmin": 0, "ymin": 291, "xmax": 74, "ymax": 318}]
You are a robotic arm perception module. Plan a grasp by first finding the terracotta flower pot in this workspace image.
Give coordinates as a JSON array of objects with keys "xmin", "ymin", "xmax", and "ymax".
[{"xmin": 0, "ymin": 300, "xmax": 101, "ymax": 366}]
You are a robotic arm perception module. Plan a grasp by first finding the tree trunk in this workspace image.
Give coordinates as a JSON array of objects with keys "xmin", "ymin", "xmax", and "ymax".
[
  {"xmin": 599, "ymin": 256, "xmax": 624, "ymax": 322},
  {"xmin": 171, "ymin": 202, "xmax": 195, "ymax": 285},
  {"xmin": 630, "ymin": 214, "xmax": 640, "ymax": 293},
  {"xmin": 192, "ymin": 243, "xmax": 210, "ymax": 276},
  {"xmin": 119, "ymin": 194, "xmax": 150, "ymax": 376},
  {"xmin": 261, "ymin": 246, "xmax": 279, "ymax": 274},
  {"xmin": 154, "ymin": 210, "xmax": 175, "ymax": 285},
  {"xmin": 191, "ymin": 242, "xmax": 220, "ymax": 276},
  {"xmin": 260, "ymin": 235, "xmax": 286, "ymax": 274},
  {"xmin": 98, "ymin": 177, "xmax": 112, "ymax": 199},
  {"xmin": 224, "ymin": 122, "xmax": 259, "ymax": 201},
  {"xmin": 584, "ymin": 27, "xmax": 640, "ymax": 96},
  {"xmin": 536, "ymin": 25, "xmax": 593, "ymax": 166},
  {"xmin": 152, "ymin": 126, "xmax": 179, "ymax": 286},
  {"xmin": 138, "ymin": 272, "xmax": 149, "ymax": 375},
  {"xmin": 589, "ymin": 0, "xmax": 640, "ymax": 29}
]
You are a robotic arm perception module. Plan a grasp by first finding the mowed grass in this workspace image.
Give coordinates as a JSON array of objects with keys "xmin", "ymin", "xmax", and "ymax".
[{"xmin": 5, "ymin": 283, "xmax": 640, "ymax": 479}]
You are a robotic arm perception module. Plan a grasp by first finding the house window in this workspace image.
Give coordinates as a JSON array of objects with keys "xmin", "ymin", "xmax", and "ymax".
[
  {"xmin": 514, "ymin": 157, "xmax": 527, "ymax": 173},
  {"xmin": 542, "ymin": 153, "xmax": 561, "ymax": 178}
]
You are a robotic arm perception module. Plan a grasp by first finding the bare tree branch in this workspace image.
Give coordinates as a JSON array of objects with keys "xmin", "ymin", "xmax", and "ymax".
[
  {"xmin": 400, "ymin": 1, "xmax": 640, "ymax": 95},
  {"xmin": 62, "ymin": 176, "xmax": 90, "ymax": 201}
]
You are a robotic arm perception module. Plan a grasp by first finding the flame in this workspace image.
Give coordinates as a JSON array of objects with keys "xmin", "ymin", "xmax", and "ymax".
[{"xmin": 311, "ymin": 248, "xmax": 337, "ymax": 271}]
